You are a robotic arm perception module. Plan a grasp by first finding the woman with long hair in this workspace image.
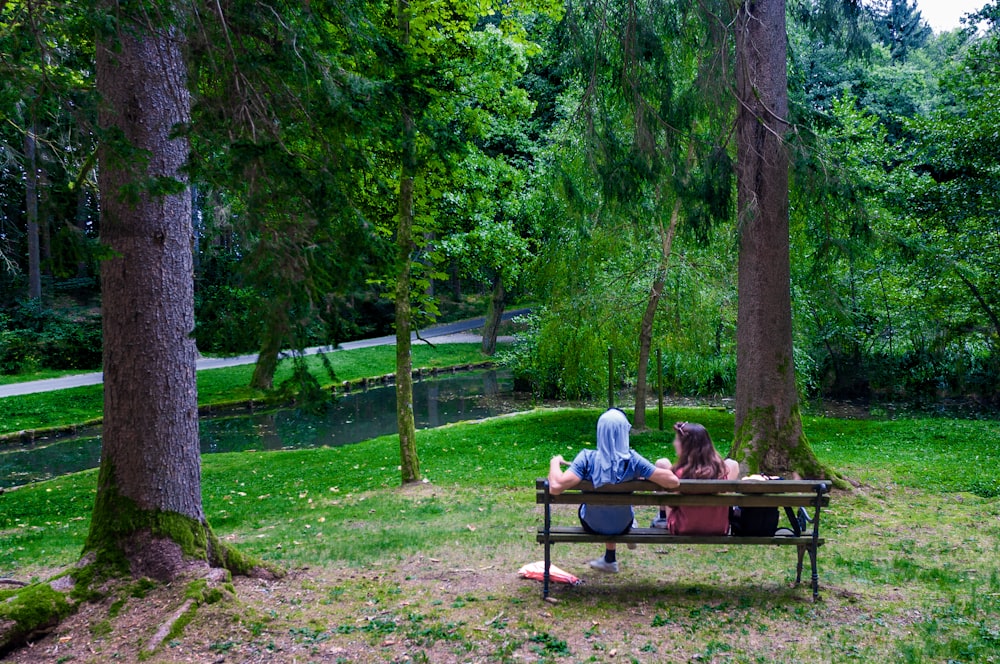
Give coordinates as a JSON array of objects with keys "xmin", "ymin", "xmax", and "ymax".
[{"xmin": 651, "ymin": 421, "xmax": 739, "ymax": 535}]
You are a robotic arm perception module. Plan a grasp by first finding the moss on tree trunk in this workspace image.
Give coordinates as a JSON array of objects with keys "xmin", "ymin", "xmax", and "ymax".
[
  {"xmin": 730, "ymin": 404, "xmax": 843, "ymax": 485},
  {"xmin": 82, "ymin": 464, "xmax": 263, "ymax": 581}
]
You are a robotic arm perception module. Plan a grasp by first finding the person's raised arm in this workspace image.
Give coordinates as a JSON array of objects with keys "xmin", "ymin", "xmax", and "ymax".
[
  {"xmin": 649, "ymin": 465, "xmax": 680, "ymax": 490},
  {"xmin": 547, "ymin": 454, "xmax": 582, "ymax": 495}
]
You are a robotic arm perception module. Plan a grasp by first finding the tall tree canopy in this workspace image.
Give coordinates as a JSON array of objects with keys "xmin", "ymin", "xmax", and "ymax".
[{"xmin": 359, "ymin": 0, "xmax": 562, "ymax": 483}]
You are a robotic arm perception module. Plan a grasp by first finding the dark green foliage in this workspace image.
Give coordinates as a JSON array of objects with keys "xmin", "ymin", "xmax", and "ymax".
[
  {"xmin": 186, "ymin": 0, "xmax": 382, "ymax": 381},
  {"xmin": 2, "ymin": 0, "xmax": 1000, "ymax": 411},
  {"xmin": 194, "ymin": 284, "xmax": 263, "ymax": 355},
  {"xmin": 0, "ymin": 0, "xmax": 101, "ymax": 302},
  {"xmin": 791, "ymin": 0, "xmax": 871, "ymax": 62},
  {"xmin": 870, "ymin": 0, "xmax": 932, "ymax": 62},
  {"xmin": 0, "ymin": 301, "xmax": 101, "ymax": 374},
  {"xmin": 271, "ymin": 355, "xmax": 337, "ymax": 415}
]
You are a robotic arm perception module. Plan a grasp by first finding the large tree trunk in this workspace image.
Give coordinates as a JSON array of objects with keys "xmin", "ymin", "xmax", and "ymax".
[
  {"xmin": 395, "ymin": 0, "xmax": 420, "ymax": 485},
  {"xmin": 25, "ymin": 126, "xmax": 42, "ymax": 300},
  {"xmin": 730, "ymin": 0, "xmax": 827, "ymax": 478},
  {"xmin": 634, "ymin": 199, "xmax": 680, "ymax": 430},
  {"xmin": 481, "ymin": 273, "xmax": 506, "ymax": 356},
  {"xmin": 85, "ymin": 10, "xmax": 221, "ymax": 580}
]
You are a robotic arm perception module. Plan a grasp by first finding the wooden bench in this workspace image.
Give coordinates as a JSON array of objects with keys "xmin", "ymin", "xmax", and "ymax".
[{"xmin": 535, "ymin": 478, "xmax": 831, "ymax": 600}]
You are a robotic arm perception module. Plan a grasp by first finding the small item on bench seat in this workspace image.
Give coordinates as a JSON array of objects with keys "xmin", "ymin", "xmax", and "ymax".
[
  {"xmin": 729, "ymin": 474, "xmax": 784, "ymax": 537},
  {"xmin": 730, "ymin": 503, "xmax": 779, "ymax": 536},
  {"xmin": 518, "ymin": 561, "xmax": 581, "ymax": 586}
]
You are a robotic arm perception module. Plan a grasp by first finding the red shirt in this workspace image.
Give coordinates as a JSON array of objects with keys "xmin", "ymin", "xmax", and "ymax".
[{"xmin": 667, "ymin": 466, "xmax": 730, "ymax": 536}]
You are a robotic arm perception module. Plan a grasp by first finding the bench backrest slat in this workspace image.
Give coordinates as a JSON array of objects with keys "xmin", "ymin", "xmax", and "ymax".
[
  {"xmin": 538, "ymin": 493, "xmax": 829, "ymax": 508},
  {"xmin": 534, "ymin": 478, "xmax": 829, "ymax": 495}
]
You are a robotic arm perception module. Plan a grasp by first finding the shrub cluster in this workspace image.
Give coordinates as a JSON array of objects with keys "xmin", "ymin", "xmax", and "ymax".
[{"xmin": 0, "ymin": 301, "xmax": 102, "ymax": 374}]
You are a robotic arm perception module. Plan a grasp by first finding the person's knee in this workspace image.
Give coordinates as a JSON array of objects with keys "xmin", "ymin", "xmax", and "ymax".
[{"xmin": 655, "ymin": 458, "xmax": 673, "ymax": 470}]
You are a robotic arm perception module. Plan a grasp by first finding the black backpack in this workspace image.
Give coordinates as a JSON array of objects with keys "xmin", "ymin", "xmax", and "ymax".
[
  {"xmin": 729, "ymin": 476, "xmax": 805, "ymax": 537},
  {"xmin": 729, "ymin": 504, "xmax": 780, "ymax": 536}
]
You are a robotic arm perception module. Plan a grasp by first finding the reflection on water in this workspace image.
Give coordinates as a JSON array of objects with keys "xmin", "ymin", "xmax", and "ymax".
[
  {"xmin": 1, "ymin": 369, "xmax": 524, "ymax": 488},
  {"xmin": 6, "ymin": 373, "xmax": 992, "ymax": 490}
]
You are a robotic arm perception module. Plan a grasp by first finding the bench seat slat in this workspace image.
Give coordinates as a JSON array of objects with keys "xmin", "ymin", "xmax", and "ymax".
[{"xmin": 537, "ymin": 526, "xmax": 825, "ymax": 547}]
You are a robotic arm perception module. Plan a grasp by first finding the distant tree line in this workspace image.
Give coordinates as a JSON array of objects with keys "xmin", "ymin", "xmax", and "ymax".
[{"xmin": 2, "ymin": 0, "xmax": 999, "ymax": 410}]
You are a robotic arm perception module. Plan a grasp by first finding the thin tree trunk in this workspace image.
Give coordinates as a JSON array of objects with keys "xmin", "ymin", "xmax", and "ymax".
[
  {"xmin": 250, "ymin": 321, "xmax": 283, "ymax": 390},
  {"xmin": 634, "ymin": 199, "xmax": 680, "ymax": 430},
  {"xmin": 481, "ymin": 273, "xmax": 506, "ymax": 356},
  {"xmin": 395, "ymin": 0, "xmax": 420, "ymax": 485},
  {"xmin": 40, "ymin": 164, "xmax": 52, "ymax": 274},
  {"xmin": 74, "ymin": 152, "xmax": 97, "ymax": 278},
  {"xmin": 25, "ymin": 126, "xmax": 42, "ymax": 300},
  {"xmin": 730, "ymin": 0, "xmax": 827, "ymax": 478}
]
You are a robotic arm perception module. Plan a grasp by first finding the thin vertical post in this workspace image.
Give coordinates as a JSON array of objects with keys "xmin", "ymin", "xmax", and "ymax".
[
  {"xmin": 607, "ymin": 347, "xmax": 614, "ymax": 409},
  {"xmin": 657, "ymin": 348, "xmax": 664, "ymax": 430}
]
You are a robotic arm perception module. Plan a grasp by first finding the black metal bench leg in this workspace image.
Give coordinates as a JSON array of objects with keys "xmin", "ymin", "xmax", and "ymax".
[
  {"xmin": 543, "ymin": 543, "xmax": 551, "ymax": 599},
  {"xmin": 543, "ymin": 482, "xmax": 551, "ymax": 599},
  {"xmin": 808, "ymin": 544, "xmax": 819, "ymax": 601},
  {"xmin": 808, "ymin": 483, "xmax": 824, "ymax": 601},
  {"xmin": 795, "ymin": 545, "xmax": 805, "ymax": 585}
]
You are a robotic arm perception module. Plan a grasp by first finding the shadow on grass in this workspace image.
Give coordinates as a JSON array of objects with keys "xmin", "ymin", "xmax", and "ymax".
[{"xmin": 542, "ymin": 579, "xmax": 816, "ymax": 606}]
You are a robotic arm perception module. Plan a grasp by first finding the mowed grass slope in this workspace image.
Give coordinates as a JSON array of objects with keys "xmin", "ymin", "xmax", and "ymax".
[{"xmin": 2, "ymin": 407, "xmax": 998, "ymax": 663}]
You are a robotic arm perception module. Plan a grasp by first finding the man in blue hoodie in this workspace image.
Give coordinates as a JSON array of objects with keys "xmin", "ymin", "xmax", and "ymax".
[{"xmin": 547, "ymin": 408, "xmax": 679, "ymax": 573}]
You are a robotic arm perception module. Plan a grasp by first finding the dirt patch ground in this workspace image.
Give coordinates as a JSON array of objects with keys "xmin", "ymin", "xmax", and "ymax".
[
  {"xmin": 4, "ymin": 551, "xmax": 888, "ymax": 663},
  {"xmin": 5, "ymin": 482, "xmax": 996, "ymax": 663}
]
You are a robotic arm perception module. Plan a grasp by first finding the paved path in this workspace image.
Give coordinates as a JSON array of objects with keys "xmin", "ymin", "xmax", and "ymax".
[{"xmin": 0, "ymin": 309, "xmax": 529, "ymax": 398}]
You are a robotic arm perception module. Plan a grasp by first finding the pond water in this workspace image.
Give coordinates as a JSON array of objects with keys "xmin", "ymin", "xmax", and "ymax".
[
  {"xmin": 0, "ymin": 369, "xmax": 527, "ymax": 489},
  {"xmin": 5, "ymin": 370, "xmax": 988, "ymax": 489}
]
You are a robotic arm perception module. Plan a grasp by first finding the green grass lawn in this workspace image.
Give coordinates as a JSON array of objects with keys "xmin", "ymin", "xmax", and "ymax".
[
  {"xmin": 0, "ymin": 343, "xmax": 496, "ymax": 438},
  {"xmin": 2, "ymin": 407, "xmax": 998, "ymax": 662}
]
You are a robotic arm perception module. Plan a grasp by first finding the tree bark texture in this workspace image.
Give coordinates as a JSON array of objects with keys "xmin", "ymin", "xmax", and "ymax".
[
  {"xmin": 395, "ymin": 117, "xmax": 420, "ymax": 484},
  {"xmin": 87, "ymin": 12, "xmax": 207, "ymax": 576},
  {"xmin": 395, "ymin": 0, "xmax": 420, "ymax": 484},
  {"xmin": 633, "ymin": 199, "xmax": 680, "ymax": 430},
  {"xmin": 731, "ymin": 0, "xmax": 824, "ymax": 477},
  {"xmin": 481, "ymin": 273, "xmax": 506, "ymax": 356}
]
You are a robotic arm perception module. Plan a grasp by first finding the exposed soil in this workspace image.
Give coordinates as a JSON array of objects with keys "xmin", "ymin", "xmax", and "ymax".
[
  {"xmin": 5, "ymin": 482, "xmax": 995, "ymax": 663},
  {"xmin": 3, "ymin": 546, "xmax": 884, "ymax": 663}
]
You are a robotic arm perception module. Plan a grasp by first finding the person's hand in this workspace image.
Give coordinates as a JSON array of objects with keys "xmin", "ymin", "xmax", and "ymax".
[{"xmin": 551, "ymin": 454, "xmax": 566, "ymax": 466}]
